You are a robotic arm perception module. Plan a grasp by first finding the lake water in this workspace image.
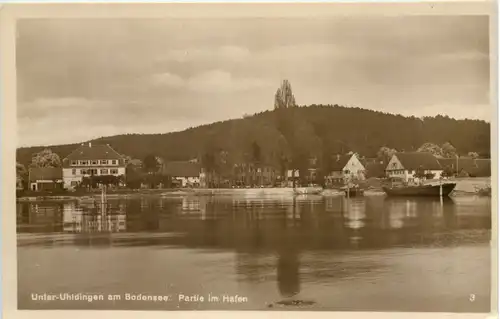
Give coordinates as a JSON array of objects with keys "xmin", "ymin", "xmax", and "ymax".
[{"xmin": 17, "ymin": 194, "xmax": 492, "ymax": 312}]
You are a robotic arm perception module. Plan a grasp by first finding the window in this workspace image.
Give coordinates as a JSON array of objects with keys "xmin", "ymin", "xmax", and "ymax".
[
  {"xmin": 110, "ymin": 169, "xmax": 119, "ymax": 175},
  {"xmin": 71, "ymin": 181, "xmax": 78, "ymax": 186},
  {"xmin": 90, "ymin": 169, "xmax": 98, "ymax": 175},
  {"xmin": 80, "ymin": 169, "xmax": 87, "ymax": 175},
  {"xmin": 71, "ymin": 161, "xmax": 78, "ymax": 166},
  {"xmin": 80, "ymin": 160, "xmax": 88, "ymax": 165},
  {"xmin": 100, "ymin": 169, "xmax": 108, "ymax": 175},
  {"xmin": 344, "ymin": 170, "xmax": 350, "ymax": 174},
  {"xmin": 112, "ymin": 160, "xmax": 117, "ymax": 165},
  {"xmin": 101, "ymin": 160, "xmax": 108, "ymax": 165},
  {"xmin": 72, "ymin": 169, "xmax": 76, "ymax": 175},
  {"xmin": 91, "ymin": 160, "xmax": 98, "ymax": 165}
]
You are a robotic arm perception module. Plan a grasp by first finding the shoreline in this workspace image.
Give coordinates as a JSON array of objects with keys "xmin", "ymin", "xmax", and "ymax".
[{"xmin": 16, "ymin": 187, "xmax": 490, "ymax": 203}]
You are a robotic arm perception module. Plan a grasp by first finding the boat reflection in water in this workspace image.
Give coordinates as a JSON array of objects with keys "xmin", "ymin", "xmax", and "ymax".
[{"xmin": 16, "ymin": 193, "xmax": 491, "ymax": 312}]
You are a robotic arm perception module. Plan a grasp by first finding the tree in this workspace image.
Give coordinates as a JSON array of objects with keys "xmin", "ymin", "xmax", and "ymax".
[
  {"xmin": 30, "ymin": 149, "xmax": 61, "ymax": 168},
  {"xmin": 468, "ymin": 152, "xmax": 480, "ymax": 159},
  {"xmin": 377, "ymin": 146, "xmax": 397, "ymax": 164},
  {"xmin": 441, "ymin": 142, "xmax": 457, "ymax": 158},
  {"xmin": 143, "ymin": 154, "xmax": 160, "ymax": 173},
  {"xmin": 16, "ymin": 162, "xmax": 27, "ymax": 190},
  {"xmin": 274, "ymin": 79, "xmax": 297, "ymax": 110},
  {"xmin": 15, "ymin": 105, "xmax": 490, "ymax": 172},
  {"xmin": 251, "ymin": 141, "xmax": 262, "ymax": 186},
  {"xmin": 202, "ymin": 150, "xmax": 217, "ymax": 188},
  {"xmin": 417, "ymin": 143, "xmax": 444, "ymax": 157},
  {"xmin": 441, "ymin": 166, "xmax": 455, "ymax": 178}
]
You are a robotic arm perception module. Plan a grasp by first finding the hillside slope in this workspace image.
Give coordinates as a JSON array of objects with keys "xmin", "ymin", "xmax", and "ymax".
[{"xmin": 16, "ymin": 104, "xmax": 491, "ymax": 167}]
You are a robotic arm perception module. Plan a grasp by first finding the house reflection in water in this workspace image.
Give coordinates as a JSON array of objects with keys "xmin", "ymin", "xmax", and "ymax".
[
  {"xmin": 17, "ymin": 202, "xmax": 64, "ymax": 233},
  {"xmin": 62, "ymin": 201, "xmax": 126, "ymax": 233}
]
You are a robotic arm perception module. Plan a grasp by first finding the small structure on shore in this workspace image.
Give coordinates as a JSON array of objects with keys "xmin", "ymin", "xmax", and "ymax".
[{"xmin": 28, "ymin": 167, "xmax": 64, "ymax": 192}]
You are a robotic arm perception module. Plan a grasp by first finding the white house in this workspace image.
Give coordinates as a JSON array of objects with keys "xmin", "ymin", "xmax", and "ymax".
[
  {"xmin": 62, "ymin": 143, "xmax": 126, "ymax": 189},
  {"xmin": 385, "ymin": 152, "xmax": 443, "ymax": 183},
  {"xmin": 163, "ymin": 161, "xmax": 201, "ymax": 187},
  {"xmin": 326, "ymin": 154, "xmax": 366, "ymax": 185}
]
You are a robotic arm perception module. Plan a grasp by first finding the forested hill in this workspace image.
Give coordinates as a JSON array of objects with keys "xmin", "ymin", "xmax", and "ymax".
[{"xmin": 16, "ymin": 104, "xmax": 491, "ymax": 166}]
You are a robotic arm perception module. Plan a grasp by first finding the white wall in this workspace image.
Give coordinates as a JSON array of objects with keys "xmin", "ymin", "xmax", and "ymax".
[
  {"xmin": 344, "ymin": 154, "xmax": 366, "ymax": 180},
  {"xmin": 63, "ymin": 166, "xmax": 126, "ymax": 188},
  {"xmin": 174, "ymin": 176, "xmax": 200, "ymax": 187}
]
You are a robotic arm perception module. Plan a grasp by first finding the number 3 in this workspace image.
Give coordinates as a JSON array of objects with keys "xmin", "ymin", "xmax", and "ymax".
[{"xmin": 470, "ymin": 294, "xmax": 476, "ymax": 302}]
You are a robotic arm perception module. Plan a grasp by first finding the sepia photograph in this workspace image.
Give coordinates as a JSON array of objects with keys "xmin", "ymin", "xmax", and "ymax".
[{"xmin": 3, "ymin": 2, "xmax": 496, "ymax": 316}]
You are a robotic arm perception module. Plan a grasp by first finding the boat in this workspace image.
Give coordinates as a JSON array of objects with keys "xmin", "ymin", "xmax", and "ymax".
[{"xmin": 382, "ymin": 182, "xmax": 457, "ymax": 197}]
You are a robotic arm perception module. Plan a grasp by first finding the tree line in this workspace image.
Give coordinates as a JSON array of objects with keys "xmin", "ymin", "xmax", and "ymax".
[{"xmin": 17, "ymin": 80, "xmax": 490, "ymax": 187}]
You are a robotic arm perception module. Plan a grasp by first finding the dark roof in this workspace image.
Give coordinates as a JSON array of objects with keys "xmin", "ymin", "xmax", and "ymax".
[
  {"xmin": 64, "ymin": 144, "xmax": 123, "ymax": 161},
  {"xmin": 437, "ymin": 157, "xmax": 491, "ymax": 177},
  {"xmin": 438, "ymin": 158, "xmax": 478, "ymax": 173},
  {"xmin": 163, "ymin": 161, "xmax": 201, "ymax": 177},
  {"xmin": 29, "ymin": 167, "xmax": 62, "ymax": 182},
  {"xmin": 330, "ymin": 155, "xmax": 352, "ymax": 171},
  {"xmin": 393, "ymin": 152, "xmax": 442, "ymax": 170}
]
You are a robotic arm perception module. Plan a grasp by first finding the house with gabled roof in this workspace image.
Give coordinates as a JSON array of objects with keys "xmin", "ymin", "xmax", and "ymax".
[
  {"xmin": 325, "ymin": 153, "xmax": 366, "ymax": 185},
  {"xmin": 386, "ymin": 152, "xmax": 443, "ymax": 182},
  {"xmin": 28, "ymin": 167, "xmax": 64, "ymax": 191},
  {"xmin": 162, "ymin": 161, "xmax": 201, "ymax": 187},
  {"xmin": 61, "ymin": 142, "xmax": 126, "ymax": 189}
]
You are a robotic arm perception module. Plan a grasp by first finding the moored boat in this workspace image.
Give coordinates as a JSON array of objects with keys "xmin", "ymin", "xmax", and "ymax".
[{"xmin": 382, "ymin": 182, "xmax": 456, "ymax": 197}]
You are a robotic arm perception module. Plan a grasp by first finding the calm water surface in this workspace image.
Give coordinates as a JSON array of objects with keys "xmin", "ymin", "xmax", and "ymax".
[{"xmin": 17, "ymin": 194, "xmax": 491, "ymax": 312}]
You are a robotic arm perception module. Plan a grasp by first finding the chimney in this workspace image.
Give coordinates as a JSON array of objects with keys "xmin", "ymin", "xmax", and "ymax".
[
  {"xmin": 89, "ymin": 142, "xmax": 92, "ymax": 148},
  {"xmin": 336, "ymin": 154, "xmax": 340, "ymax": 161}
]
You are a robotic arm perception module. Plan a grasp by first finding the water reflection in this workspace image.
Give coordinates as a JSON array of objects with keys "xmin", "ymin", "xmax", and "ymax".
[
  {"xmin": 16, "ymin": 194, "xmax": 492, "ymax": 312},
  {"xmin": 17, "ymin": 195, "xmax": 491, "ymax": 242},
  {"xmin": 277, "ymin": 242, "xmax": 300, "ymax": 299}
]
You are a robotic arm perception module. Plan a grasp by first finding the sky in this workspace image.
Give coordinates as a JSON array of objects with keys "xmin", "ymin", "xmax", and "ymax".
[{"xmin": 16, "ymin": 16, "xmax": 490, "ymax": 147}]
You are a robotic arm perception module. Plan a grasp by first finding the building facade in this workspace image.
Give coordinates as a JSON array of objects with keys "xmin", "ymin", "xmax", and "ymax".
[
  {"xmin": 28, "ymin": 167, "xmax": 64, "ymax": 191},
  {"xmin": 62, "ymin": 143, "xmax": 126, "ymax": 189},
  {"xmin": 386, "ymin": 152, "xmax": 443, "ymax": 183},
  {"xmin": 162, "ymin": 161, "xmax": 201, "ymax": 187},
  {"xmin": 325, "ymin": 154, "xmax": 366, "ymax": 185},
  {"xmin": 233, "ymin": 163, "xmax": 278, "ymax": 187}
]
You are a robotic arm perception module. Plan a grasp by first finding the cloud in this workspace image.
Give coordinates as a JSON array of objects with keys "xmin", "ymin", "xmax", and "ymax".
[
  {"xmin": 187, "ymin": 70, "xmax": 271, "ymax": 93},
  {"xmin": 149, "ymin": 69, "xmax": 272, "ymax": 93},
  {"xmin": 18, "ymin": 98, "xmax": 113, "ymax": 119},
  {"xmin": 150, "ymin": 72, "xmax": 185, "ymax": 88},
  {"xmin": 160, "ymin": 45, "xmax": 251, "ymax": 63},
  {"xmin": 16, "ymin": 17, "xmax": 490, "ymax": 146}
]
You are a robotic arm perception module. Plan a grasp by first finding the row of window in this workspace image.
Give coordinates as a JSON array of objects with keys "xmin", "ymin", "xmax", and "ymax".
[
  {"xmin": 390, "ymin": 170, "xmax": 406, "ymax": 175},
  {"xmin": 72, "ymin": 168, "xmax": 119, "ymax": 175},
  {"xmin": 70, "ymin": 160, "xmax": 119, "ymax": 166}
]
